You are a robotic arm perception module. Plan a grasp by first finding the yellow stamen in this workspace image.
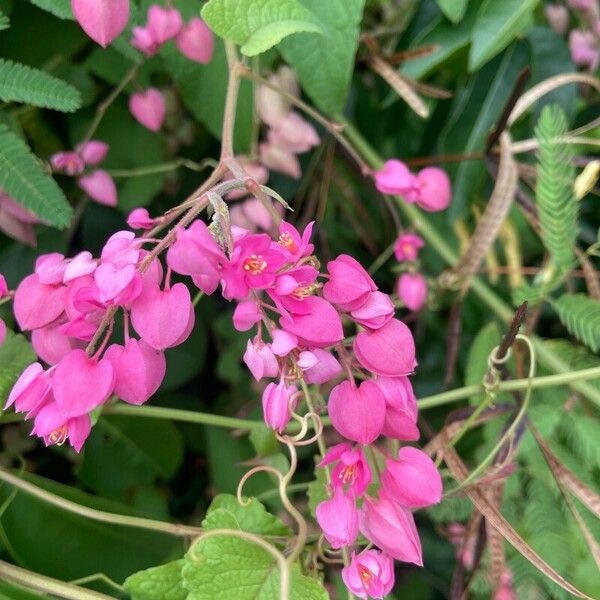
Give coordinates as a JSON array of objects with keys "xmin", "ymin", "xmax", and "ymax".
[
  {"xmin": 48, "ymin": 425, "xmax": 68, "ymax": 446},
  {"xmin": 243, "ymin": 254, "xmax": 267, "ymax": 275}
]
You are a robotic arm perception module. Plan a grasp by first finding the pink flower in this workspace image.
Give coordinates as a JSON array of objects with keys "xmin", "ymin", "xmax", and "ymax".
[
  {"xmin": 495, "ymin": 568, "xmax": 517, "ymax": 600},
  {"xmin": 376, "ymin": 376, "xmax": 419, "ymax": 441},
  {"xmin": 131, "ymin": 25, "xmax": 159, "ymax": 56},
  {"xmin": 261, "ymin": 379, "xmax": 297, "ymax": 432},
  {"xmin": 50, "ymin": 151, "xmax": 85, "ymax": 176},
  {"xmin": 71, "ymin": 0, "xmax": 130, "ymax": 47},
  {"xmin": 350, "ymin": 291, "xmax": 395, "ymax": 330},
  {"xmin": 104, "ymin": 339, "xmax": 165, "ymax": 405},
  {"xmin": 256, "ymin": 66, "xmax": 299, "ymax": 127},
  {"xmin": 32, "ymin": 401, "xmax": 91, "ymax": 452},
  {"xmin": 381, "ymin": 447, "xmax": 442, "ymax": 508},
  {"xmin": 35, "ymin": 253, "xmax": 68, "ymax": 285},
  {"xmin": 0, "ymin": 273, "xmax": 8, "ymax": 297},
  {"xmin": 279, "ymin": 296, "xmax": 344, "ymax": 348},
  {"xmin": 328, "ymin": 380, "xmax": 386, "ymax": 445},
  {"xmin": 78, "ymin": 170, "xmax": 117, "ymax": 207},
  {"xmin": 341, "ymin": 550, "xmax": 395, "ymax": 600},
  {"xmin": 130, "ymin": 282, "xmax": 194, "ymax": 350},
  {"xmin": 127, "ymin": 208, "xmax": 154, "ymax": 230},
  {"xmin": 175, "ymin": 17, "xmax": 214, "ymax": 64},
  {"xmin": 320, "ymin": 443, "xmax": 372, "ymax": 496},
  {"xmin": 52, "ymin": 349, "xmax": 115, "ymax": 417},
  {"xmin": 267, "ymin": 112, "xmax": 320, "ymax": 154},
  {"xmin": 316, "ymin": 487, "xmax": 359, "ymax": 549},
  {"xmin": 6, "ymin": 363, "xmax": 51, "ymax": 417},
  {"xmin": 354, "ymin": 318, "xmax": 416, "ymax": 377},
  {"xmin": 221, "ymin": 234, "xmax": 286, "ymax": 300},
  {"xmin": 569, "ymin": 30, "xmax": 600, "ymax": 70},
  {"xmin": 242, "ymin": 337, "xmax": 279, "ymax": 381},
  {"xmin": 394, "ymin": 233, "xmax": 424, "ymax": 262},
  {"xmin": 129, "ymin": 88, "xmax": 166, "ymax": 132},
  {"xmin": 374, "ymin": 159, "xmax": 420, "ymax": 201},
  {"xmin": 270, "ymin": 265, "xmax": 319, "ymax": 314},
  {"xmin": 277, "ymin": 221, "xmax": 314, "ymax": 261},
  {"xmin": 32, "ymin": 324, "xmax": 85, "ymax": 366},
  {"xmin": 259, "ymin": 142, "xmax": 301, "ymax": 179},
  {"xmin": 304, "ymin": 349, "xmax": 342, "ymax": 384},
  {"xmin": 269, "ymin": 328, "xmax": 298, "ymax": 356},
  {"xmin": 545, "ymin": 4, "xmax": 569, "ymax": 34},
  {"xmin": 397, "ymin": 272, "xmax": 427, "ymax": 312},
  {"xmin": 64, "ymin": 251, "xmax": 97, "ymax": 283},
  {"xmin": 93, "ymin": 262, "xmax": 139, "ymax": 304},
  {"xmin": 146, "ymin": 5, "xmax": 182, "ymax": 45},
  {"xmin": 13, "ymin": 273, "xmax": 66, "ymax": 331},
  {"xmin": 360, "ymin": 494, "xmax": 423, "ymax": 565},
  {"xmin": 323, "ymin": 254, "xmax": 377, "ymax": 312},
  {"xmin": 415, "ymin": 167, "xmax": 451, "ymax": 212},
  {"xmin": 232, "ymin": 300, "xmax": 262, "ymax": 332},
  {"xmin": 76, "ymin": 140, "xmax": 109, "ymax": 165}
]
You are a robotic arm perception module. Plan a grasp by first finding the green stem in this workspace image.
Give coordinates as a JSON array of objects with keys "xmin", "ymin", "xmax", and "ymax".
[{"xmin": 107, "ymin": 158, "xmax": 216, "ymax": 178}]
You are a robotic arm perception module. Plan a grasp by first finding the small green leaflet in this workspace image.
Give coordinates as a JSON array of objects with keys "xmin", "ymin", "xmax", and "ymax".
[
  {"xmin": 201, "ymin": 0, "xmax": 323, "ymax": 56},
  {"xmin": 27, "ymin": 0, "xmax": 73, "ymax": 19},
  {"xmin": 553, "ymin": 294, "xmax": 600, "ymax": 354},
  {"xmin": 0, "ymin": 333, "xmax": 36, "ymax": 409},
  {"xmin": 124, "ymin": 560, "xmax": 187, "ymax": 600},
  {"xmin": 0, "ymin": 125, "xmax": 72, "ymax": 228},
  {"xmin": 0, "ymin": 9, "xmax": 10, "ymax": 31},
  {"xmin": 436, "ymin": 0, "xmax": 470, "ymax": 23}
]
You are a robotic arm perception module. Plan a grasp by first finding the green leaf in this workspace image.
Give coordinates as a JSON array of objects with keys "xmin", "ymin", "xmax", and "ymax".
[
  {"xmin": 0, "ymin": 332, "xmax": 36, "ymax": 409},
  {"xmin": 27, "ymin": 0, "xmax": 73, "ymax": 19},
  {"xmin": 469, "ymin": 0, "xmax": 539, "ymax": 71},
  {"xmin": 435, "ymin": 0, "xmax": 469, "ymax": 23},
  {"xmin": 0, "ymin": 59, "xmax": 81, "ymax": 112},
  {"xmin": 279, "ymin": 0, "xmax": 365, "ymax": 115},
  {"xmin": 534, "ymin": 105, "xmax": 577, "ymax": 271},
  {"xmin": 75, "ymin": 416, "xmax": 185, "ymax": 499},
  {"xmin": 201, "ymin": 0, "xmax": 323, "ymax": 56},
  {"xmin": 202, "ymin": 494, "xmax": 292, "ymax": 536},
  {"xmin": 0, "ymin": 10, "xmax": 10, "ymax": 31},
  {"xmin": 307, "ymin": 462, "xmax": 328, "ymax": 519},
  {"xmin": 553, "ymin": 293, "xmax": 600, "ymax": 353},
  {"xmin": 0, "ymin": 580, "xmax": 46, "ymax": 599},
  {"xmin": 438, "ymin": 44, "xmax": 529, "ymax": 219},
  {"xmin": 124, "ymin": 560, "xmax": 187, "ymax": 600},
  {"xmin": 183, "ymin": 536, "xmax": 328, "ymax": 600},
  {"xmin": 0, "ymin": 124, "xmax": 72, "ymax": 227}
]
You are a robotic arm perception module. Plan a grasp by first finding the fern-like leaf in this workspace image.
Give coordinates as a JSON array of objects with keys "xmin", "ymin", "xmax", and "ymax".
[
  {"xmin": 0, "ymin": 59, "xmax": 81, "ymax": 112},
  {"xmin": 0, "ymin": 9, "xmax": 9, "ymax": 31},
  {"xmin": 0, "ymin": 125, "xmax": 72, "ymax": 228},
  {"xmin": 553, "ymin": 293, "xmax": 600, "ymax": 353},
  {"xmin": 27, "ymin": 0, "xmax": 72, "ymax": 19},
  {"xmin": 535, "ymin": 105, "xmax": 578, "ymax": 271}
]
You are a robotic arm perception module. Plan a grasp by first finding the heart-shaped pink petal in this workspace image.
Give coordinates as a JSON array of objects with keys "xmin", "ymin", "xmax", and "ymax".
[
  {"xmin": 71, "ymin": 0, "xmax": 130, "ymax": 47},
  {"xmin": 128, "ymin": 88, "xmax": 166, "ymax": 132},
  {"xmin": 78, "ymin": 170, "xmax": 117, "ymax": 206}
]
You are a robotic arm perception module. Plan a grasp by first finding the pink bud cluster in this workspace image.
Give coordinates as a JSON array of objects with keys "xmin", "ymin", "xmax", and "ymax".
[
  {"xmin": 50, "ymin": 140, "xmax": 117, "ymax": 207},
  {"xmin": 5, "ymin": 229, "xmax": 193, "ymax": 451},
  {"xmin": 394, "ymin": 233, "xmax": 428, "ymax": 312},
  {"xmin": 374, "ymin": 159, "xmax": 451, "ymax": 212}
]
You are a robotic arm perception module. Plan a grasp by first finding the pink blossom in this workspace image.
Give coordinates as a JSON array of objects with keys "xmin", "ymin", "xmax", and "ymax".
[
  {"xmin": 0, "ymin": 273, "xmax": 8, "ymax": 297},
  {"xmin": 146, "ymin": 5, "xmax": 182, "ymax": 45},
  {"xmin": 93, "ymin": 262, "xmax": 139, "ymax": 304},
  {"xmin": 569, "ymin": 30, "xmax": 600, "ymax": 70},
  {"xmin": 394, "ymin": 233, "xmax": 424, "ymax": 262},
  {"xmin": 328, "ymin": 380, "xmax": 386, "ymax": 445},
  {"xmin": 277, "ymin": 221, "xmax": 314, "ymax": 261},
  {"xmin": 131, "ymin": 25, "xmax": 159, "ymax": 56},
  {"xmin": 262, "ymin": 379, "xmax": 297, "ymax": 432},
  {"xmin": 232, "ymin": 300, "xmax": 262, "ymax": 332},
  {"xmin": 256, "ymin": 66, "xmax": 299, "ymax": 127},
  {"xmin": 350, "ymin": 291, "xmax": 395, "ymax": 330},
  {"xmin": 279, "ymin": 296, "xmax": 344, "ymax": 347},
  {"xmin": 323, "ymin": 254, "xmax": 377, "ymax": 312},
  {"xmin": 267, "ymin": 112, "xmax": 320, "ymax": 154},
  {"xmin": 360, "ymin": 494, "xmax": 423, "ymax": 565},
  {"xmin": 78, "ymin": 169, "xmax": 117, "ymax": 207},
  {"xmin": 354, "ymin": 318, "xmax": 416, "ymax": 377},
  {"xmin": 376, "ymin": 376, "xmax": 419, "ymax": 441},
  {"xmin": 104, "ymin": 339, "xmax": 165, "ymax": 405},
  {"xmin": 52, "ymin": 349, "xmax": 114, "ymax": 417},
  {"xmin": 242, "ymin": 337, "xmax": 279, "ymax": 381},
  {"xmin": 495, "ymin": 568, "xmax": 517, "ymax": 600},
  {"xmin": 397, "ymin": 272, "xmax": 427, "ymax": 312},
  {"xmin": 100, "ymin": 231, "xmax": 140, "ymax": 267},
  {"xmin": 374, "ymin": 159, "xmax": 420, "ymax": 201},
  {"xmin": 259, "ymin": 142, "xmax": 301, "ymax": 179},
  {"xmin": 270, "ymin": 328, "xmax": 298, "ymax": 356},
  {"xmin": 71, "ymin": 0, "xmax": 130, "ymax": 47},
  {"xmin": 13, "ymin": 273, "xmax": 66, "ymax": 331},
  {"xmin": 341, "ymin": 550, "xmax": 395, "ymax": 600},
  {"xmin": 76, "ymin": 140, "xmax": 109, "ymax": 165},
  {"xmin": 167, "ymin": 220, "xmax": 227, "ymax": 295},
  {"xmin": 415, "ymin": 167, "xmax": 451, "ymax": 212},
  {"xmin": 63, "ymin": 251, "xmax": 97, "ymax": 283},
  {"xmin": 50, "ymin": 151, "xmax": 85, "ymax": 176},
  {"xmin": 270, "ymin": 265, "xmax": 319, "ymax": 314},
  {"xmin": 129, "ymin": 88, "xmax": 166, "ymax": 132},
  {"xmin": 297, "ymin": 350, "xmax": 318, "ymax": 369},
  {"xmin": 32, "ymin": 401, "xmax": 91, "ymax": 452},
  {"xmin": 127, "ymin": 208, "xmax": 154, "ymax": 230},
  {"xmin": 545, "ymin": 4, "xmax": 569, "ymax": 34},
  {"xmin": 316, "ymin": 487, "xmax": 359, "ymax": 549},
  {"xmin": 320, "ymin": 443, "xmax": 372, "ymax": 496},
  {"xmin": 175, "ymin": 17, "xmax": 214, "ymax": 64},
  {"xmin": 304, "ymin": 349, "xmax": 342, "ymax": 384},
  {"xmin": 130, "ymin": 282, "xmax": 194, "ymax": 350},
  {"xmin": 6, "ymin": 363, "xmax": 51, "ymax": 417},
  {"xmin": 381, "ymin": 447, "xmax": 442, "ymax": 508},
  {"xmin": 35, "ymin": 253, "xmax": 68, "ymax": 285},
  {"xmin": 31, "ymin": 324, "xmax": 85, "ymax": 366}
]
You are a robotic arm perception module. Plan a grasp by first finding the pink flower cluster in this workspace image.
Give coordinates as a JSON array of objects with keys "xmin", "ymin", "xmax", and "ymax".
[
  {"xmin": 257, "ymin": 67, "xmax": 320, "ymax": 179},
  {"xmin": 50, "ymin": 140, "xmax": 117, "ymax": 207},
  {"xmin": 5, "ymin": 230, "xmax": 192, "ymax": 451},
  {"xmin": 374, "ymin": 159, "xmax": 451, "ymax": 212},
  {"xmin": 394, "ymin": 233, "xmax": 428, "ymax": 312}
]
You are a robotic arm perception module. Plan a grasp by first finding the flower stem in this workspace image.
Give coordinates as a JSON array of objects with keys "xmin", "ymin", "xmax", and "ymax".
[{"xmin": 107, "ymin": 158, "xmax": 216, "ymax": 177}]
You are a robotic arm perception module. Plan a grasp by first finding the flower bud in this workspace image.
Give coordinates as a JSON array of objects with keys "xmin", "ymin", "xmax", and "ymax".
[
  {"xmin": 397, "ymin": 272, "xmax": 427, "ymax": 312},
  {"xmin": 78, "ymin": 170, "xmax": 117, "ymax": 207},
  {"xmin": 316, "ymin": 487, "xmax": 359, "ymax": 549},
  {"xmin": 374, "ymin": 159, "xmax": 420, "ymax": 201},
  {"xmin": 416, "ymin": 167, "xmax": 451, "ymax": 212},
  {"xmin": 129, "ymin": 88, "xmax": 166, "ymax": 132},
  {"xmin": 261, "ymin": 379, "xmax": 297, "ymax": 432},
  {"xmin": 72, "ymin": 0, "xmax": 129, "ymax": 47},
  {"xmin": 175, "ymin": 17, "xmax": 214, "ymax": 64},
  {"xmin": 323, "ymin": 254, "xmax": 377, "ymax": 312}
]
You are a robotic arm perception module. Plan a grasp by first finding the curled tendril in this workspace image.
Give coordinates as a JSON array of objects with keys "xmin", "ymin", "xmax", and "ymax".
[{"xmin": 316, "ymin": 535, "xmax": 345, "ymax": 565}]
